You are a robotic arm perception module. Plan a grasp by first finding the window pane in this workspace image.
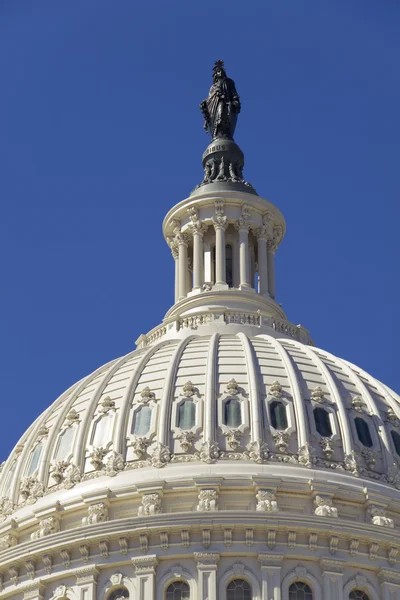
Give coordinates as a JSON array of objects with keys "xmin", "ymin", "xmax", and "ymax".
[
  {"xmin": 349, "ymin": 591, "xmax": 369, "ymax": 600},
  {"xmin": 355, "ymin": 417, "xmax": 373, "ymax": 448},
  {"xmin": 227, "ymin": 579, "xmax": 252, "ymax": 600},
  {"xmin": 133, "ymin": 406, "xmax": 152, "ymax": 436},
  {"xmin": 289, "ymin": 582, "xmax": 313, "ymax": 600},
  {"xmin": 166, "ymin": 581, "xmax": 190, "ymax": 600},
  {"xmin": 3, "ymin": 460, "xmax": 16, "ymax": 496},
  {"xmin": 108, "ymin": 588, "xmax": 129, "ymax": 600},
  {"xmin": 224, "ymin": 399, "xmax": 241, "ymax": 428},
  {"xmin": 55, "ymin": 427, "xmax": 76, "ymax": 461},
  {"xmin": 27, "ymin": 443, "xmax": 43, "ymax": 476},
  {"xmin": 391, "ymin": 430, "xmax": 400, "ymax": 456},
  {"xmin": 270, "ymin": 401, "xmax": 288, "ymax": 430},
  {"xmin": 178, "ymin": 401, "xmax": 196, "ymax": 430},
  {"xmin": 226, "ymin": 244, "xmax": 233, "ymax": 287},
  {"xmin": 92, "ymin": 412, "xmax": 114, "ymax": 447},
  {"xmin": 313, "ymin": 407, "xmax": 332, "ymax": 437}
]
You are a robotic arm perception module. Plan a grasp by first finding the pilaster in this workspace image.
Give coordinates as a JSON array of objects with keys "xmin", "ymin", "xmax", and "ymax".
[
  {"xmin": 378, "ymin": 569, "xmax": 400, "ymax": 600},
  {"xmin": 194, "ymin": 552, "xmax": 220, "ymax": 600},
  {"xmin": 132, "ymin": 555, "xmax": 159, "ymax": 600},
  {"xmin": 258, "ymin": 554, "xmax": 283, "ymax": 600},
  {"xmin": 75, "ymin": 567, "xmax": 100, "ymax": 600},
  {"xmin": 319, "ymin": 559, "xmax": 345, "ymax": 600}
]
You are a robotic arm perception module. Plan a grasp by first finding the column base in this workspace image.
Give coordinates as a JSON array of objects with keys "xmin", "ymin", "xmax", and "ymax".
[
  {"xmin": 239, "ymin": 283, "xmax": 254, "ymax": 292},
  {"xmin": 213, "ymin": 282, "xmax": 229, "ymax": 290}
]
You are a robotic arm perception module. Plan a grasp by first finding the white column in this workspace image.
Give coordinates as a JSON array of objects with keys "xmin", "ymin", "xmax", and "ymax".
[
  {"xmin": 187, "ymin": 257, "xmax": 193, "ymax": 294},
  {"xmin": 194, "ymin": 553, "xmax": 219, "ymax": 600},
  {"xmin": 212, "ymin": 201, "xmax": 228, "ymax": 287},
  {"xmin": 172, "ymin": 246, "xmax": 179, "ymax": 303},
  {"xmin": 203, "ymin": 241, "xmax": 212, "ymax": 286},
  {"xmin": 237, "ymin": 224, "xmax": 251, "ymax": 289},
  {"xmin": 267, "ymin": 239, "xmax": 276, "ymax": 300},
  {"xmin": 75, "ymin": 567, "xmax": 99, "ymax": 600},
  {"xmin": 214, "ymin": 223, "xmax": 227, "ymax": 285},
  {"xmin": 192, "ymin": 223, "xmax": 207, "ymax": 291},
  {"xmin": 259, "ymin": 554, "xmax": 283, "ymax": 600},
  {"xmin": 256, "ymin": 229, "xmax": 269, "ymax": 296},
  {"xmin": 320, "ymin": 560, "xmax": 344, "ymax": 600},
  {"xmin": 177, "ymin": 233, "xmax": 189, "ymax": 300},
  {"xmin": 132, "ymin": 555, "xmax": 158, "ymax": 600}
]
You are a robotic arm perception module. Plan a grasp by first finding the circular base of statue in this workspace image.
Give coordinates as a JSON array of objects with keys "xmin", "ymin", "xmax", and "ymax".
[{"xmin": 191, "ymin": 138, "xmax": 257, "ymax": 196}]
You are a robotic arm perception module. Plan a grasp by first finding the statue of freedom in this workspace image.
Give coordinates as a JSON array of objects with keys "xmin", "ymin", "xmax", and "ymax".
[{"xmin": 200, "ymin": 60, "xmax": 241, "ymax": 140}]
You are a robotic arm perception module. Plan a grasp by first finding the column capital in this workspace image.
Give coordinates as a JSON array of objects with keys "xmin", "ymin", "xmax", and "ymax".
[
  {"xmin": 75, "ymin": 567, "xmax": 100, "ymax": 585},
  {"xmin": 319, "ymin": 558, "xmax": 345, "ymax": 574},
  {"xmin": 189, "ymin": 221, "xmax": 208, "ymax": 236},
  {"xmin": 175, "ymin": 231, "xmax": 190, "ymax": 246},
  {"xmin": 22, "ymin": 582, "xmax": 46, "ymax": 600},
  {"xmin": 258, "ymin": 553, "xmax": 284, "ymax": 567},
  {"xmin": 212, "ymin": 215, "xmax": 228, "ymax": 231},
  {"xmin": 378, "ymin": 569, "xmax": 400, "ymax": 585},
  {"xmin": 131, "ymin": 554, "xmax": 159, "ymax": 574},
  {"xmin": 255, "ymin": 225, "xmax": 269, "ymax": 240},
  {"xmin": 194, "ymin": 552, "xmax": 220, "ymax": 567}
]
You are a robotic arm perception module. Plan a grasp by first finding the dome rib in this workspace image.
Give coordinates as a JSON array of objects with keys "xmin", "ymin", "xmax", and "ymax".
[
  {"xmin": 73, "ymin": 350, "xmax": 139, "ymax": 468},
  {"xmin": 158, "ymin": 337, "xmax": 196, "ymax": 447},
  {"xmin": 237, "ymin": 332, "xmax": 261, "ymax": 442},
  {"xmin": 260, "ymin": 335, "xmax": 309, "ymax": 448},
  {"xmin": 301, "ymin": 344, "xmax": 353, "ymax": 456},
  {"xmin": 38, "ymin": 363, "xmax": 117, "ymax": 483},
  {"xmin": 320, "ymin": 348, "xmax": 394, "ymax": 469},
  {"xmin": 204, "ymin": 333, "xmax": 219, "ymax": 443},
  {"xmin": 114, "ymin": 340, "xmax": 174, "ymax": 455}
]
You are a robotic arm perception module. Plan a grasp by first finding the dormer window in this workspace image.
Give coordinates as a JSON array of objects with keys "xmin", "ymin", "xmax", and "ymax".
[
  {"xmin": 270, "ymin": 400, "xmax": 288, "ymax": 430},
  {"xmin": 313, "ymin": 407, "xmax": 332, "ymax": 437},
  {"xmin": 355, "ymin": 417, "xmax": 373, "ymax": 448}
]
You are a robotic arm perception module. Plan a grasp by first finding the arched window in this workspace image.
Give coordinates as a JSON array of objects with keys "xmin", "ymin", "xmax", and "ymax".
[
  {"xmin": 355, "ymin": 417, "xmax": 373, "ymax": 447},
  {"xmin": 349, "ymin": 591, "xmax": 369, "ymax": 600},
  {"xmin": 224, "ymin": 398, "xmax": 241, "ymax": 428},
  {"xmin": 391, "ymin": 430, "xmax": 400, "ymax": 456},
  {"xmin": 27, "ymin": 443, "xmax": 43, "ymax": 476},
  {"xmin": 166, "ymin": 581, "xmax": 190, "ymax": 600},
  {"xmin": 270, "ymin": 400, "xmax": 288, "ymax": 430},
  {"xmin": 132, "ymin": 406, "xmax": 152, "ymax": 436},
  {"xmin": 226, "ymin": 244, "xmax": 233, "ymax": 287},
  {"xmin": 92, "ymin": 412, "xmax": 114, "ymax": 447},
  {"xmin": 227, "ymin": 579, "xmax": 252, "ymax": 600},
  {"xmin": 289, "ymin": 582, "xmax": 313, "ymax": 600},
  {"xmin": 313, "ymin": 407, "xmax": 332, "ymax": 437},
  {"xmin": 108, "ymin": 587, "xmax": 129, "ymax": 600},
  {"xmin": 178, "ymin": 400, "xmax": 196, "ymax": 430},
  {"xmin": 55, "ymin": 426, "xmax": 76, "ymax": 461}
]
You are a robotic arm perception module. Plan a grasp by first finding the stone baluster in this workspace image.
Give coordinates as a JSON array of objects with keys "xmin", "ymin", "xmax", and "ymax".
[
  {"xmin": 236, "ymin": 203, "xmax": 251, "ymax": 289},
  {"xmin": 259, "ymin": 554, "xmax": 283, "ymax": 600},
  {"xmin": 194, "ymin": 552, "xmax": 220, "ymax": 600},
  {"xmin": 212, "ymin": 201, "xmax": 228, "ymax": 286},
  {"xmin": 132, "ymin": 555, "xmax": 159, "ymax": 600}
]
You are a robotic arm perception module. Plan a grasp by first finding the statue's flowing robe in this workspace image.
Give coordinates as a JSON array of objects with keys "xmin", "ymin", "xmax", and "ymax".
[{"xmin": 204, "ymin": 77, "xmax": 240, "ymax": 139}]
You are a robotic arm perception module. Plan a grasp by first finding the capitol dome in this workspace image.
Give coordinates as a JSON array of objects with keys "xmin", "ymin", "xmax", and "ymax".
[{"xmin": 0, "ymin": 62, "xmax": 399, "ymax": 600}]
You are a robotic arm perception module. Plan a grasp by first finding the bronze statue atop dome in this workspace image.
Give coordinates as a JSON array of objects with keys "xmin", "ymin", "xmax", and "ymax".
[{"xmin": 200, "ymin": 60, "xmax": 241, "ymax": 140}]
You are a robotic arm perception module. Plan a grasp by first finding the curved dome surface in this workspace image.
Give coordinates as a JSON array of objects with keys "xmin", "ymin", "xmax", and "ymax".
[{"xmin": 2, "ymin": 332, "xmax": 400, "ymax": 514}]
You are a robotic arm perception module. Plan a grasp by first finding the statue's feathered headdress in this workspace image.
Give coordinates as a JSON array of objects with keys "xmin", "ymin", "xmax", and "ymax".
[{"xmin": 213, "ymin": 60, "xmax": 226, "ymax": 76}]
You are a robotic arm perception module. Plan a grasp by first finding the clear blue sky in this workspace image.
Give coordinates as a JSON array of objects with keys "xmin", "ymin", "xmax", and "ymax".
[{"xmin": 1, "ymin": 1, "xmax": 399, "ymax": 460}]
